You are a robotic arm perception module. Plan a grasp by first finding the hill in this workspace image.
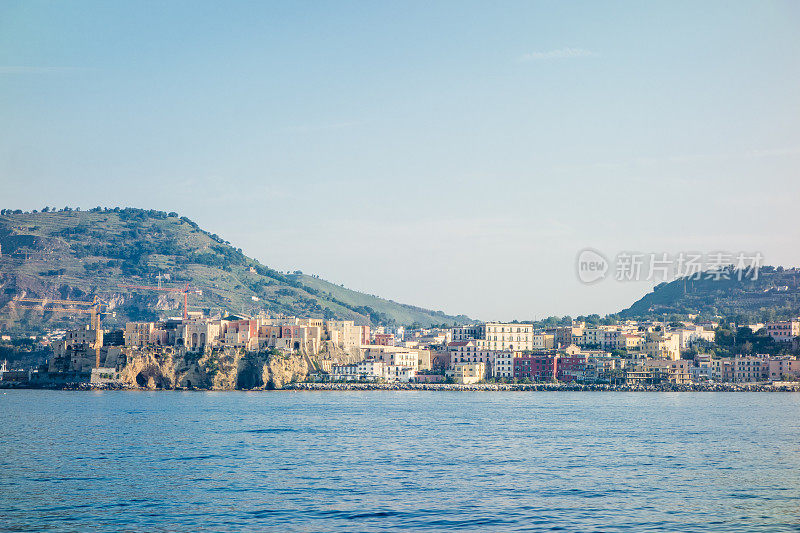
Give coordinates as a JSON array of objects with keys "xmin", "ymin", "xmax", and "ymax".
[
  {"xmin": 619, "ymin": 267, "xmax": 800, "ymax": 322},
  {"xmin": 0, "ymin": 208, "xmax": 470, "ymax": 335}
]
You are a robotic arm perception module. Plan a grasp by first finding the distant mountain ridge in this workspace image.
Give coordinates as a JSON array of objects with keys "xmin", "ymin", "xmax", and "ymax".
[
  {"xmin": 0, "ymin": 208, "xmax": 470, "ymax": 334},
  {"xmin": 619, "ymin": 266, "xmax": 800, "ymax": 322}
]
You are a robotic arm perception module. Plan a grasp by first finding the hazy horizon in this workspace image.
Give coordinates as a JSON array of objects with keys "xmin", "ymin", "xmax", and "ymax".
[{"xmin": 2, "ymin": 1, "xmax": 799, "ymax": 321}]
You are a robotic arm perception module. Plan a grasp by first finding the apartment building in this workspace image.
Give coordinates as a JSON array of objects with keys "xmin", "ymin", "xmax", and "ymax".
[
  {"xmin": 513, "ymin": 354, "xmax": 557, "ymax": 381},
  {"xmin": 766, "ymin": 320, "xmax": 799, "ymax": 342},
  {"xmin": 621, "ymin": 334, "xmax": 644, "ymax": 351},
  {"xmin": 768, "ymin": 357, "xmax": 800, "ymax": 381},
  {"xmin": 331, "ymin": 360, "xmax": 386, "ymax": 381},
  {"xmin": 478, "ymin": 323, "xmax": 535, "ymax": 351},
  {"xmin": 258, "ymin": 323, "xmax": 322, "ymax": 353},
  {"xmin": 732, "ymin": 356, "xmax": 769, "ymax": 382},
  {"xmin": 373, "ymin": 333, "xmax": 395, "ymax": 346},
  {"xmin": 325, "ymin": 320, "xmax": 364, "ymax": 350},
  {"xmin": 362, "ymin": 345, "xmax": 420, "ymax": 371},
  {"xmin": 584, "ymin": 355, "xmax": 628, "ymax": 383},
  {"xmin": 643, "ymin": 359, "xmax": 693, "ymax": 384},
  {"xmin": 448, "ymin": 362, "xmax": 486, "ymax": 384},
  {"xmin": 643, "ymin": 333, "xmax": 681, "ymax": 360},
  {"xmin": 124, "ymin": 322, "xmax": 155, "ymax": 347},
  {"xmin": 491, "ymin": 351, "xmax": 517, "ymax": 379},
  {"xmin": 447, "ymin": 341, "xmax": 493, "ymax": 365},
  {"xmin": 452, "ymin": 325, "xmax": 482, "ymax": 342},
  {"xmin": 712, "ymin": 358, "xmax": 735, "ymax": 382}
]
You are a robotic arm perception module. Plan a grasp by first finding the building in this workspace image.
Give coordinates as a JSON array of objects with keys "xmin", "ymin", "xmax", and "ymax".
[
  {"xmin": 621, "ymin": 334, "xmax": 644, "ymax": 351},
  {"xmin": 643, "ymin": 359, "xmax": 693, "ymax": 384},
  {"xmin": 452, "ymin": 325, "xmax": 482, "ymax": 342},
  {"xmin": 124, "ymin": 322, "xmax": 155, "ymax": 347},
  {"xmin": 50, "ymin": 325, "xmax": 103, "ymax": 372},
  {"xmin": 711, "ymin": 358, "xmax": 735, "ymax": 382},
  {"xmin": 448, "ymin": 362, "xmax": 486, "ymax": 384},
  {"xmin": 384, "ymin": 365, "xmax": 417, "ymax": 382},
  {"xmin": 478, "ymin": 323, "xmax": 535, "ymax": 351},
  {"xmin": 584, "ymin": 355, "xmax": 628, "ymax": 383},
  {"xmin": 766, "ymin": 320, "xmax": 800, "ymax": 342},
  {"xmin": 625, "ymin": 365, "xmax": 668, "ymax": 385},
  {"xmin": 532, "ymin": 333, "xmax": 555, "ymax": 351},
  {"xmin": 448, "ymin": 341, "xmax": 491, "ymax": 363},
  {"xmin": 331, "ymin": 360, "xmax": 386, "ymax": 381},
  {"xmin": 768, "ymin": 357, "xmax": 800, "ymax": 381},
  {"xmin": 673, "ymin": 326, "xmax": 715, "ymax": 352},
  {"xmin": 362, "ymin": 345, "xmax": 420, "ymax": 371},
  {"xmin": 373, "ymin": 333, "xmax": 395, "ymax": 346},
  {"xmin": 555, "ymin": 355, "xmax": 587, "ymax": 382},
  {"xmin": 491, "ymin": 350, "xmax": 517, "ymax": 379},
  {"xmin": 732, "ymin": 356, "xmax": 769, "ymax": 382},
  {"xmin": 552, "ymin": 325, "xmax": 585, "ymax": 348},
  {"xmin": 257, "ymin": 322, "xmax": 322, "ymax": 354},
  {"xmin": 690, "ymin": 357, "xmax": 713, "ymax": 382},
  {"xmin": 643, "ymin": 333, "xmax": 681, "ymax": 360},
  {"xmin": 513, "ymin": 354, "xmax": 557, "ymax": 381},
  {"xmin": 325, "ymin": 320, "xmax": 364, "ymax": 351}
]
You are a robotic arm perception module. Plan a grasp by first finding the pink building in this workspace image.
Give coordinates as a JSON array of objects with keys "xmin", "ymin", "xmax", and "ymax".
[
  {"xmin": 733, "ymin": 356, "xmax": 770, "ymax": 382},
  {"xmin": 766, "ymin": 320, "xmax": 799, "ymax": 342},
  {"xmin": 768, "ymin": 357, "xmax": 800, "ymax": 381}
]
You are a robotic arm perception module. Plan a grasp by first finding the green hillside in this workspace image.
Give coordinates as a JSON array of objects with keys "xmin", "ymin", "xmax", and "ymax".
[
  {"xmin": 0, "ymin": 208, "xmax": 470, "ymax": 335},
  {"xmin": 619, "ymin": 267, "xmax": 800, "ymax": 322}
]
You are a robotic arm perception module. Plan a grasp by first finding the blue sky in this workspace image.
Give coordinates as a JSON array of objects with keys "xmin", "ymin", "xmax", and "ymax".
[{"xmin": 2, "ymin": 1, "xmax": 799, "ymax": 320}]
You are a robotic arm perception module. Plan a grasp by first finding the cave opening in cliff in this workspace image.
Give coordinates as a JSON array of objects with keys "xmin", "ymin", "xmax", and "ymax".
[{"xmin": 236, "ymin": 366, "xmax": 263, "ymax": 390}]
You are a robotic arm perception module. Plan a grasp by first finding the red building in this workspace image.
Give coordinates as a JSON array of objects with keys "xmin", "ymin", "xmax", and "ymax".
[
  {"xmin": 513, "ymin": 353, "xmax": 587, "ymax": 382},
  {"xmin": 513, "ymin": 354, "xmax": 557, "ymax": 381},
  {"xmin": 373, "ymin": 333, "xmax": 395, "ymax": 346},
  {"xmin": 555, "ymin": 355, "xmax": 586, "ymax": 382}
]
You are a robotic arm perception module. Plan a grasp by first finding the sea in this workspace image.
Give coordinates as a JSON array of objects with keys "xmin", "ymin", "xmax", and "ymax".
[{"xmin": 1, "ymin": 390, "xmax": 799, "ymax": 532}]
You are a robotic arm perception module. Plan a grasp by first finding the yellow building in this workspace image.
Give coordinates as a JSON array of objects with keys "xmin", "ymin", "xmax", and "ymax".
[{"xmin": 448, "ymin": 362, "xmax": 486, "ymax": 384}]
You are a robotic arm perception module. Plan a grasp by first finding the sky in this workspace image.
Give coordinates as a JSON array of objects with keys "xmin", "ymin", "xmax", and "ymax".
[{"xmin": 1, "ymin": 1, "xmax": 799, "ymax": 321}]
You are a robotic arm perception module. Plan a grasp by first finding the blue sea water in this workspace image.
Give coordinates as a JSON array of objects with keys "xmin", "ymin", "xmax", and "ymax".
[{"xmin": 1, "ymin": 391, "xmax": 799, "ymax": 532}]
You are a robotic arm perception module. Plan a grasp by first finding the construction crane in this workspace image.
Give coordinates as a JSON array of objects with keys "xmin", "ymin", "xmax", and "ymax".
[
  {"xmin": 118, "ymin": 283, "xmax": 197, "ymax": 320},
  {"xmin": 11, "ymin": 295, "xmax": 112, "ymax": 368}
]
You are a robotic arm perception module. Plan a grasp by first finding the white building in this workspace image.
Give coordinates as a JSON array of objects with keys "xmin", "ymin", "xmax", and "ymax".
[{"xmin": 491, "ymin": 351, "xmax": 516, "ymax": 379}]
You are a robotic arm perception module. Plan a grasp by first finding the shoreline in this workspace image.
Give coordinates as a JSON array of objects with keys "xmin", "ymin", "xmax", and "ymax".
[
  {"xmin": 3, "ymin": 381, "xmax": 800, "ymax": 392},
  {"xmin": 284, "ymin": 382, "xmax": 800, "ymax": 392}
]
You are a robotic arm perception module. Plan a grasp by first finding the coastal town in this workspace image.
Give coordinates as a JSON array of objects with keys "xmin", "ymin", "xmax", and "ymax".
[{"xmin": 1, "ymin": 309, "xmax": 799, "ymax": 389}]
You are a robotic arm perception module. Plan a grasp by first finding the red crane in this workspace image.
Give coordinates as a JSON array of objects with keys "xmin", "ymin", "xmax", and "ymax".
[{"xmin": 118, "ymin": 283, "xmax": 195, "ymax": 320}]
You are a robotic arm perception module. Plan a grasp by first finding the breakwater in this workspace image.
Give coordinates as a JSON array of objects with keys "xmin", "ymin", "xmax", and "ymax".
[
  {"xmin": 285, "ymin": 381, "xmax": 800, "ymax": 392},
  {"xmin": 5, "ymin": 378, "xmax": 799, "ymax": 392}
]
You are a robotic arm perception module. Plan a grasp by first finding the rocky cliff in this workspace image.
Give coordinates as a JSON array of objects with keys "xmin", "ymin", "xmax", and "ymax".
[{"xmin": 119, "ymin": 346, "xmax": 309, "ymax": 390}]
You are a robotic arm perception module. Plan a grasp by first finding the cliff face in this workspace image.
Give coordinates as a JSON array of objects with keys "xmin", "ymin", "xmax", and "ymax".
[
  {"xmin": 119, "ymin": 346, "xmax": 309, "ymax": 390},
  {"xmin": 317, "ymin": 340, "xmax": 362, "ymax": 365}
]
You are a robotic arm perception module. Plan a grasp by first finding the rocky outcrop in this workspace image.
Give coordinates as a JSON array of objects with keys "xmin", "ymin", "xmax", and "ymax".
[
  {"xmin": 118, "ymin": 346, "xmax": 308, "ymax": 390},
  {"xmin": 315, "ymin": 340, "xmax": 361, "ymax": 365}
]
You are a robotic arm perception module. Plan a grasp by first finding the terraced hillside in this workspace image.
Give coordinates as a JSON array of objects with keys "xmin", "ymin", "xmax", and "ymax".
[
  {"xmin": 0, "ymin": 208, "xmax": 470, "ymax": 335},
  {"xmin": 619, "ymin": 267, "xmax": 800, "ymax": 322}
]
